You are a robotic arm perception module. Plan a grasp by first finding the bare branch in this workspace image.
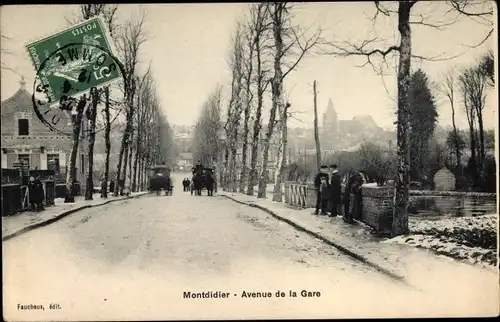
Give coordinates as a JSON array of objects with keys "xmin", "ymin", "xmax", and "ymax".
[
  {"xmin": 447, "ymin": 0, "xmax": 493, "ymax": 17},
  {"xmin": 462, "ymin": 28, "xmax": 494, "ymax": 48},
  {"xmin": 282, "ymin": 25, "xmax": 323, "ymax": 79}
]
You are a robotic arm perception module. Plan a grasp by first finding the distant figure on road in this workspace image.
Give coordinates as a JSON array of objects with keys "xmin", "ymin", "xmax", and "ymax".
[
  {"xmin": 313, "ymin": 165, "xmax": 330, "ymax": 215},
  {"xmin": 329, "ymin": 164, "xmax": 342, "ymax": 217},
  {"xmin": 182, "ymin": 178, "xmax": 191, "ymax": 191}
]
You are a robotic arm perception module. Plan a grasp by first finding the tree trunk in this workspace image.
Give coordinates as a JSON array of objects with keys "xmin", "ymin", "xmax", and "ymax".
[
  {"xmin": 392, "ymin": 2, "xmax": 412, "ymax": 236},
  {"xmin": 313, "ymin": 80, "xmax": 321, "ymax": 171},
  {"xmin": 246, "ymin": 39, "xmax": 264, "ymax": 196},
  {"xmin": 238, "ymin": 104, "xmax": 251, "ymax": 193},
  {"xmin": 114, "ymin": 121, "xmax": 132, "ymax": 196},
  {"xmin": 257, "ymin": 96, "xmax": 278, "ymax": 198},
  {"xmin": 270, "ymin": 3, "xmax": 286, "ymax": 203},
  {"xmin": 84, "ymin": 90, "xmax": 99, "ymax": 200},
  {"xmin": 102, "ymin": 86, "xmax": 111, "ymax": 198},
  {"xmin": 132, "ymin": 140, "xmax": 140, "ymax": 192},
  {"xmin": 466, "ymin": 103, "xmax": 477, "ymax": 188},
  {"xmin": 137, "ymin": 154, "xmax": 143, "ymax": 191},
  {"xmin": 114, "ymin": 120, "xmax": 128, "ymax": 196},
  {"xmin": 450, "ymin": 99, "xmax": 461, "ymax": 172},
  {"xmin": 273, "ymin": 106, "xmax": 289, "ymax": 202},
  {"xmin": 64, "ymin": 97, "xmax": 86, "ymax": 203},
  {"xmin": 128, "ymin": 131, "xmax": 134, "ymax": 189},
  {"xmin": 476, "ymin": 107, "xmax": 485, "ymax": 184},
  {"xmin": 122, "ymin": 141, "xmax": 130, "ymax": 192},
  {"xmin": 229, "ymin": 127, "xmax": 239, "ymax": 193}
]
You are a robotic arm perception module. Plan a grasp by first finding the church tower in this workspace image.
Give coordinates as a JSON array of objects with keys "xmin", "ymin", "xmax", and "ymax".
[{"xmin": 322, "ymin": 98, "xmax": 339, "ymax": 134}]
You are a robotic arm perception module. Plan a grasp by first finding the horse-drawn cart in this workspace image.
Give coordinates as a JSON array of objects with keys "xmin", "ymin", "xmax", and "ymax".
[
  {"xmin": 191, "ymin": 167, "xmax": 217, "ymax": 196},
  {"xmin": 148, "ymin": 165, "xmax": 173, "ymax": 196}
]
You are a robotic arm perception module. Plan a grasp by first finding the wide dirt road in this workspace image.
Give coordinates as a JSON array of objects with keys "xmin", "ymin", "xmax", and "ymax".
[{"xmin": 3, "ymin": 173, "xmax": 496, "ymax": 320}]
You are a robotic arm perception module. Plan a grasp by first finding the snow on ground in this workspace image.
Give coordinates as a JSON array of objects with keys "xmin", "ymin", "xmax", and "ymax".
[{"xmin": 385, "ymin": 214, "xmax": 498, "ymax": 268}]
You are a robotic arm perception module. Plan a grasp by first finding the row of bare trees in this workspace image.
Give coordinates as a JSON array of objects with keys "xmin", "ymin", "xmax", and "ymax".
[
  {"xmin": 202, "ymin": 3, "xmax": 321, "ymax": 202},
  {"xmin": 441, "ymin": 50, "xmax": 494, "ymax": 191},
  {"xmin": 63, "ymin": 5, "xmax": 174, "ymax": 202}
]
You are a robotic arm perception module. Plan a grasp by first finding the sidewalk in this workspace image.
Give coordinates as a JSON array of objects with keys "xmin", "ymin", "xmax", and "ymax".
[
  {"xmin": 220, "ymin": 191, "xmax": 499, "ymax": 294},
  {"xmin": 2, "ymin": 192, "xmax": 149, "ymax": 241}
]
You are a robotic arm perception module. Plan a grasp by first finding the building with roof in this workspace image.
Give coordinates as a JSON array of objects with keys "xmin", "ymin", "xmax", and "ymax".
[{"xmin": 1, "ymin": 77, "xmax": 88, "ymax": 185}]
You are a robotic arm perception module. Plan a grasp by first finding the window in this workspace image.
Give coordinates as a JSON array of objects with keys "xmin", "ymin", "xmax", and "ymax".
[
  {"xmin": 18, "ymin": 154, "xmax": 30, "ymax": 169},
  {"xmin": 18, "ymin": 119, "xmax": 30, "ymax": 136},
  {"xmin": 47, "ymin": 154, "xmax": 60, "ymax": 173}
]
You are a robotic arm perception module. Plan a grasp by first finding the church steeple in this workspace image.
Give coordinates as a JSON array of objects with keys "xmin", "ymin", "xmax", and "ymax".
[{"xmin": 326, "ymin": 98, "xmax": 334, "ymax": 114}]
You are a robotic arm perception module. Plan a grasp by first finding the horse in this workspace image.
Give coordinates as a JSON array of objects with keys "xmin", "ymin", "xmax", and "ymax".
[{"xmin": 191, "ymin": 169, "xmax": 216, "ymax": 196}]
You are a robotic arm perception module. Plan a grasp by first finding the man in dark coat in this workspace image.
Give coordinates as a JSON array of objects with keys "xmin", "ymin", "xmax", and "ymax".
[
  {"xmin": 109, "ymin": 180, "xmax": 115, "ymax": 195},
  {"xmin": 329, "ymin": 164, "xmax": 342, "ymax": 217},
  {"xmin": 313, "ymin": 165, "xmax": 330, "ymax": 215},
  {"xmin": 343, "ymin": 172, "xmax": 363, "ymax": 224},
  {"xmin": 193, "ymin": 160, "xmax": 203, "ymax": 175},
  {"xmin": 28, "ymin": 176, "xmax": 37, "ymax": 211},
  {"xmin": 33, "ymin": 175, "xmax": 45, "ymax": 211}
]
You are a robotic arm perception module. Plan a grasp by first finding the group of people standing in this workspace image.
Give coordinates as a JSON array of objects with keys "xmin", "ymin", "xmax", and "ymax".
[
  {"xmin": 314, "ymin": 164, "xmax": 342, "ymax": 217},
  {"xmin": 313, "ymin": 164, "xmax": 364, "ymax": 224},
  {"xmin": 182, "ymin": 178, "xmax": 191, "ymax": 191}
]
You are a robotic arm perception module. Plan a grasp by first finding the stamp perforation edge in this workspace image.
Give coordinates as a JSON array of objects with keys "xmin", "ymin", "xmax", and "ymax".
[
  {"xmin": 24, "ymin": 13, "xmax": 121, "ymax": 87},
  {"xmin": 26, "ymin": 14, "xmax": 123, "ymax": 107}
]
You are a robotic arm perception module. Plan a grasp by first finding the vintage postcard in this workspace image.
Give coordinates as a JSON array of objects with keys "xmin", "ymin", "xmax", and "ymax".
[{"xmin": 1, "ymin": 2, "xmax": 499, "ymax": 321}]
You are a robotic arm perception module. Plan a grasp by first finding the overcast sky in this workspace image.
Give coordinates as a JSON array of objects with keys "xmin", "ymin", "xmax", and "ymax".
[{"xmin": 1, "ymin": 3, "xmax": 496, "ymax": 131}]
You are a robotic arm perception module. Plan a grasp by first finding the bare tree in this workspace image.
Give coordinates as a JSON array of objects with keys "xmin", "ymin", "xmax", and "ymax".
[
  {"xmin": 132, "ymin": 66, "xmax": 153, "ymax": 192},
  {"xmin": 313, "ymin": 80, "xmax": 321, "ymax": 171},
  {"xmin": 479, "ymin": 49, "xmax": 494, "ymax": 87},
  {"xmin": 257, "ymin": 2, "xmax": 323, "ymax": 201},
  {"xmin": 192, "ymin": 86, "xmax": 223, "ymax": 172},
  {"xmin": 322, "ymin": 0, "xmax": 493, "ymax": 236},
  {"xmin": 246, "ymin": 3, "xmax": 272, "ymax": 196},
  {"xmin": 225, "ymin": 23, "xmax": 245, "ymax": 192},
  {"xmin": 114, "ymin": 12, "xmax": 148, "ymax": 196},
  {"xmin": 238, "ymin": 20, "xmax": 256, "ymax": 194},
  {"xmin": 64, "ymin": 96, "xmax": 87, "ymax": 203},
  {"xmin": 459, "ymin": 63, "xmax": 488, "ymax": 188},
  {"xmin": 441, "ymin": 68, "xmax": 462, "ymax": 173}
]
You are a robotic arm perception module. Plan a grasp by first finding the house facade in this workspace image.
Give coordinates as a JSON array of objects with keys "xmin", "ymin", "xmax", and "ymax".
[
  {"xmin": 177, "ymin": 152, "xmax": 193, "ymax": 170},
  {"xmin": 1, "ymin": 77, "xmax": 88, "ymax": 184}
]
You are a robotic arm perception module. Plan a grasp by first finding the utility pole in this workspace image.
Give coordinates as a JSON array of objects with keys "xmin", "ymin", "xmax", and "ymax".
[{"xmin": 313, "ymin": 80, "xmax": 321, "ymax": 172}]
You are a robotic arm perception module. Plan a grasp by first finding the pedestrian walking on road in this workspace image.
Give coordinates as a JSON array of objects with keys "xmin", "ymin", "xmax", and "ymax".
[
  {"xmin": 329, "ymin": 164, "xmax": 342, "ymax": 217},
  {"xmin": 313, "ymin": 165, "xmax": 330, "ymax": 215}
]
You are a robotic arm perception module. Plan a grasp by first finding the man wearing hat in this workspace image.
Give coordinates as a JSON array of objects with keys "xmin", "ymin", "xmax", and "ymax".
[
  {"xmin": 329, "ymin": 164, "xmax": 342, "ymax": 217},
  {"xmin": 313, "ymin": 165, "xmax": 330, "ymax": 215}
]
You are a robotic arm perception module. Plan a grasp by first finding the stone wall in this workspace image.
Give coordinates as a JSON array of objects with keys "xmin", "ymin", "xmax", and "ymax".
[{"xmin": 360, "ymin": 185, "xmax": 394, "ymax": 235}]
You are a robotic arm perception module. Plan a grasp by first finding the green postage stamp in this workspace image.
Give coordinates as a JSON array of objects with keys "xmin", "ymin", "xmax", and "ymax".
[{"xmin": 26, "ymin": 16, "xmax": 122, "ymax": 105}]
